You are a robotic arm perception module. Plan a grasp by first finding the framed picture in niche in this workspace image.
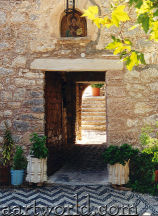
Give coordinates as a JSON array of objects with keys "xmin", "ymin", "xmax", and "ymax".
[{"xmin": 61, "ymin": 11, "xmax": 87, "ymax": 37}]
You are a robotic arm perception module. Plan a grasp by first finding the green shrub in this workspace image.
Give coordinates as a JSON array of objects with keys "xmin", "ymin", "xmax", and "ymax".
[
  {"xmin": 1, "ymin": 122, "xmax": 14, "ymax": 167},
  {"xmin": 140, "ymin": 122, "xmax": 158, "ymax": 166},
  {"xmin": 126, "ymin": 122, "xmax": 158, "ymax": 195},
  {"xmin": 127, "ymin": 151, "xmax": 155, "ymax": 195},
  {"xmin": 12, "ymin": 146, "xmax": 27, "ymax": 170},
  {"xmin": 103, "ymin": 143, "xmax": 139, "ymax": 165},
  {"xmin": 30, "ymin": 133, "xmax": 48, "ymax": 159},
  {"xmin": 91, "ymin": 83, "xmax": 104, "ymax": 88}
]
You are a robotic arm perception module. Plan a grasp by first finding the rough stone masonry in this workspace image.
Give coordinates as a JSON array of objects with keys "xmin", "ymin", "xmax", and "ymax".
[{"xmin": 0, "ymin": 0, "xmax": 158, "ymax": 157}]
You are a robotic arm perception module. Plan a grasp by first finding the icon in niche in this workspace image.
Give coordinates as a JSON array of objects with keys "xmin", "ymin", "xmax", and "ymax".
[{"xmin": 61, "ymin": 11, "xmax": 87, "ymax": 37}]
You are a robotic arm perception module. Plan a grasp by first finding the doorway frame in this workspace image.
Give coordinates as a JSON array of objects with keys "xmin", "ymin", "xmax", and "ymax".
[{"xmin": 31, "ymin": 57, "xmax": 124, "ymax": 146}]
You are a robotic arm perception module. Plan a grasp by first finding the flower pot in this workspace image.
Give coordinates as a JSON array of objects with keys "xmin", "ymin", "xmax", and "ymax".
[
  {"xmin": 26, "ymin": 156, "xmax": 47, "ymax": 184},
  {"xmin": 92, "ymin": 87, "xmax": 100, "ymax": 96},
  {"xmin": 10, "ymin": 169, "xmax": 24, "ymax": 186},
  {"xmin": 0, "ymin": 166, "xmax": 10, "ymax": 185},
  {"xmin": 108, "ymin": 161, "xmax": 129, "ymax": 185}
]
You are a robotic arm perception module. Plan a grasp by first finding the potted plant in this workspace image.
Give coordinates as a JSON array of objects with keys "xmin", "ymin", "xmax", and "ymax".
[
  {"xmin": 0, "ymin": 123, "xmax": 14, "ymax": 185},
  {"xmin": 91, "ymin": 83, "xmax": 104, "ymax": 96},
  {"xmin": 11, "ymin": 146, "xmax": 27, "ymax": 186},
  {"xmin": 26, "ymin": 133, "xmax": 48, "ymax": 186},
  {"xmin": 103, "ymin": 144, "xmax": 138, "ymax": 186}
]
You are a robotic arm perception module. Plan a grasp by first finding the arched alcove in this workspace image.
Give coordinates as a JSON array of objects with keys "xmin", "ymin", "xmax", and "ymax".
[{"xmin": 61, "ymin": 10, "xmax": 87, "ymax": 37}]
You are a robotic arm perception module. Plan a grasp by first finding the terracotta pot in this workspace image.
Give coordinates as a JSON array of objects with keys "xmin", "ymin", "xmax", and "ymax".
[
  {"xmin": 92, "ymin": 87, "xmax": 100, "ymax": 96},
  {"xmin": 0, "ymin": 166, "xmax": 10, "ymax": 185}
]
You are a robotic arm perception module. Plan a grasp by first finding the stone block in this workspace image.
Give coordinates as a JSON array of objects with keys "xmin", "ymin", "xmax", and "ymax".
[
  {"xmin": 140, "ymin": 68, "xmax": 158, "ymax": 83},
  {"xmin": 23, "ymin": 98, "xmax": 44, "ymax": 106},
  {"xmin": 107, "ymin": 86, "xmax": 126, "ymax": 97},
  {"xmin": 0, "ymin": 11, "xmax": 6, "ymax": 25},
  {"xmin": 13, "ymin": 88, "xmax": 26, "ymax": 101},
  {"xmin": 11, "ymin": 12, "xmax": 26, "ymax": 23},
  {"xmin": 1, "ymin": 91, "xmax": 12, "ymax": 101},
  {"xmin": 149, "ymin": 82, "xmax": 158, "ymax": 92},
  {"xmin": 30, "ymin": 91, "xmax": 43, "ymax": 98},
  {"xmin": 0, "ymin": 67, "xmax": 14, "ymax": 75},
  {"xmin": 20, "ymin": 113, "xmax": 44, "ymax": 120},
  {"xmin": 12, "ymin": 56, "xmax": 27, "ymax": 68},
  {"xmin": 0, "ymin": 120, "xmax": 12, "ymax": 130},
  {"xmin": 15, "ymin": 78, "xmax": 35, "ymax": 87},
  {"xmin": 134, "ymin": 102, "xmax": 152, "ymax": 114},
  {"xmin": 30, "ymin": 58, "xmax": 124, "ymax": 71},
  {"xmin": 13, "ymin": 120, "xmax": 29, "ymax": 132},
  {"xmin": 143, "ymin": 114, "xmax": 158, "ymax": 125},
  {"xmin": 124, "ymin": 70, "xmax": 140, "ymax": 83},
  {"xmin": 4, "ymin": 110, "xmax": 12, "ymax": 117},
  {"xmin": 15, "ymin": 40, "xmax": 27, "ymax": 54},
  {"xmin": 12, "ymin": 135, "xmax": 22, "ymax": 143},
  {"xmin": 31, "ymin": 106, "xmax": 44, "ymax": 113},
  {"xmin": 127, "ymin": 119, "xmax": 139, "ymax": 127},
  {"xmin": 0, "ymin": 42, "xmax": 9, "ymax": 51},
  {"xmin": 8, "ymin": 102, "xmax": 21, "ymax": 108}
]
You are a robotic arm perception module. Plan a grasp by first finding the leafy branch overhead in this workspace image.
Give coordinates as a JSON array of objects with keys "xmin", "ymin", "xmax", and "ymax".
[{"xmin": 83, "ymin": 0, "xmax": 158, "ymax": 70}]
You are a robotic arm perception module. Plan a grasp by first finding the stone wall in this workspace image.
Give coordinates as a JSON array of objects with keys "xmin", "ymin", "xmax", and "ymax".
[
  {"xmin": 0, "ymin": 0, "xmax": 158, "ymax": 157},
  {"xmin": 106, "ymin": 67, "xmax": 158, "ymax": 147}
]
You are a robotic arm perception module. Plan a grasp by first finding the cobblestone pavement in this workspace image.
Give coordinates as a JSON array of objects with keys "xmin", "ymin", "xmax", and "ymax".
[
  {"xmin": 0, "ymin": 185, "xmax": 158, "ymax": 216},
  {"xmin": 1, "ymin": 145, "xmax": 157, "ymax": 216}
]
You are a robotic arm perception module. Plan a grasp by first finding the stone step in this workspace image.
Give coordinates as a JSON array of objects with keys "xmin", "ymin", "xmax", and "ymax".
[
  {"xmin": 82, "ymin": 107, "xmax": 106, "ymax": 112},
  {"xmin": 82, "ymin": 120, "xmax": 106, "ymax": 126},
  {"xmin": 82, "ymin": 103, "xmax": 105, "ymax": 108},
  {"xmin": 82, "ymin": 96, "xmax": 105, "ymax": 101},
  {"xmin": 82, "ymin": 112, "xmax": 106, "ymax": 116},
  {"xmin": 82, "ymin": 100, "xmax": 105, "ymax": 105},
  {"xmin": 82, "ymin": 115, "xmax": 106, "ymax": 121},
  {"xmin": 82, "ymin": 125, "xmax": 106, "ymax": 131}
]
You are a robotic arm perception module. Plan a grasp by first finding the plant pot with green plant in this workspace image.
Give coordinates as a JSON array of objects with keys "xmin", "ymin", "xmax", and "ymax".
[
  {"xmin": 103, "ymin": 144, "xmax": 138, "ymax": 187},
  {"xmin": 26, "ymin": 133, "xmax": 48, "ymax": 186},
  {"xmin": 91, "ymin": 84, "xmax": 104, "ymax": 96},
  {"xmin": 0, "ymin": 122, "xmax": 14, "ymax": 185},
  {"xmin": 11, "ymin": 146, "xmax": 27, "ymax": 186}
]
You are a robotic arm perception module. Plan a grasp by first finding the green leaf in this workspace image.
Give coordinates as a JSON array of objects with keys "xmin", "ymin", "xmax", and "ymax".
[
  {"xmin": 135, "ymin": 0, "xmax": 143, "ymax": 8},
  {"xmin": 139, "ymin": 53, "xmax": 146, "ymax": 64},
  {"xmin": 154, "ymin": 9, "xmax": 158, "ymax": 17},
  {"xmin": 137, "ymin": 13, "xmax": 150, "ymax": 33}
]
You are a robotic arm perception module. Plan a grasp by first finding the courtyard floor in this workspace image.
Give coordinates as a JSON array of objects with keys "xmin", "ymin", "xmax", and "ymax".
[
  {"xmin": 1, "ymin": 145, "xmax": 157, "ymax": 216},
  {"xmin": 0, "ymin": 185, "xmax": 158, "ymax": 215}
]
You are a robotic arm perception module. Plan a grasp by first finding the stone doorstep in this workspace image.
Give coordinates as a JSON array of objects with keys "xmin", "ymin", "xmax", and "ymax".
[
  {"xmin": 82, "ymin": 100, "xmax": 106, "ymax": 105},
  {"xmin": 82, "ymin": 125, "xmax": 106, "ymax": 131},
  {"xmin": 82, "ymin": 115, "xmax": 106, "ymax": 121},
  {"xmin": 82, "ymin": 104, "xmax": 106, "ymax": 108},
  {"xmin": 82, "ymin": 107, "xmax": 106, "ymax": 112},
  {"xmin": 82, "ymin": 111, "xmax": 106, "ymax": 116},
  {"xmin": 82, "ymin": 96, "xmax": 106, "ymax": 101},
  {"xmin": 82, "ymin": 120, "xmax": 106, "ymax": 125}
]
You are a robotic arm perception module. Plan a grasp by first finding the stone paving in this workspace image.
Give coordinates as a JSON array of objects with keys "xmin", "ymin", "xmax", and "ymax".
[
  {"xmin": 0, "ymin": 185, "xmax": 158, "ymax": 215},
  {"xmin": 0, "ymin": 145, "xmax": 157, "ymax": 215}
]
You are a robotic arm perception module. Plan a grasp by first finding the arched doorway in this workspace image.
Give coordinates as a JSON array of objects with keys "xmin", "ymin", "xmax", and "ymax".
[{"xmin": 76, "ymin": 83, "xmax": 107, "ymax": 145}]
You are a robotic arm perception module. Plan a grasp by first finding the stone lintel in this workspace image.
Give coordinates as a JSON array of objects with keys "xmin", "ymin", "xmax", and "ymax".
[{"xmin": 30, "ymin": 58, "xmax": 123, "ymax": 71}]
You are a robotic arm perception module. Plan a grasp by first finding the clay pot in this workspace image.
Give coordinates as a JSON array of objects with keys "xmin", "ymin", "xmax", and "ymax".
[
  {"xmin": 0, "ymin": 166, "xmax": 10, "ymax": 185},
  {"xmin": 92, "ymin": 88, "xmax": 100, "ymax": 96}
]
